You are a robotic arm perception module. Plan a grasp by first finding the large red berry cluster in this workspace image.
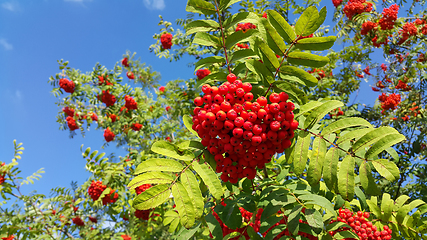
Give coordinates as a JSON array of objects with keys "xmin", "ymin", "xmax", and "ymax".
[
  {"xmin": 72, "ymin": 216, "xmax": 85, "ymax": 226},
  {"xmin": 87, "ymin": 180, "xmax": 118, "ymax": 205},
  {"xmin": 131, "ymin": 123, "xmax": 142, "ymax": 131},
  {"xmin": 160, "ymin": 33, "xmax": 173, "ymax": 49},
  {"xmin": 135, "ymin": 184, "xmax": 151, "ymax": 195},
  {"xmin": 235, "ymin": 23, "xmax": 257, "ymax": 33},
  {"xmin": 104, "ymin": 127, "xmax": 115, "ymax": 142},
  {"xmin": 343, "ymin": 0, "xmax": 373, "ymax": 19},
  {"xmin": 395, "ymin": 80, "xmax": 411, "ymax": 91},
  {"xmin": 361, "ymin": 21, "xmax": 377, "ymax": 35},
  {"xmin": 63, "ymin": 106, "xmax": 75, "ymax": 117},
  {"xmin": 100, "ymin": 90, "xmax": 116, "ymax": 107},
  {"xmin": 108, "ymin": 113, "xmax": 118, "ymax": 122},
  {"xmin": 121, "ymin": 235, "xmax": 131, "ymax": 240},
  {"xmin": 398, "ymin": 22, "xmax": 418, "ymax": 45},
  {"xmin": 332, "ymin": 0, "xmax": 343, "ymax": 7},
  {"xmin": 330, "ymin": 208, "xmax": 392, "ymax": 240},
  {"xmin": 371, "ymin": 35, "xmax": 388, "ymax": 48},
  {"xmin": 124, "ymin": 95, "xmax": 138, "ymax": 110},
  {"xmin": 196, "ymin": 68, "xmax": 211, "ymax": 80},
  {"xmin": 378, "ymin": 4, "xmax": 399, "ymax": 30},
  {"xmin": 66, "ymin": 116, "xmax": 79, "ymax": 131},
  {"xmin": 378, "ymin": 93, "xmax": 401, "ymax": 114},
  {"xmin": 121, "ymin": 58, "xmax": 129, "ymax": 67},
  {"xmin": 192, "ymin": 74, "xmax": 297, "ymax": 183},
  {"xmin": 59, "ymin": 78, "xmax": 75, "ymax": 93}
]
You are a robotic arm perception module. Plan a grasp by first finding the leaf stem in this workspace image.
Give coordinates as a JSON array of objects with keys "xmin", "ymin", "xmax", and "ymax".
[{"xmin": 213, "ymin": 0, "xmax": 232, "ymax": 74}]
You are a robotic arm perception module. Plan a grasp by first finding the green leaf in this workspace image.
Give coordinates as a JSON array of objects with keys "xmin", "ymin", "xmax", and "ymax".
[
  {"xmin": 230, "ymin": 49, "xmax": 257, "ymax": 63},
  {"xmin": 321, "ymin": 117, "xmax": 372, "ymax": 137},
  {"xmin": 288, "ymin": 205, "xmax": 303, "ymax": 235},
  {"xmin": 163, "ymin": 210, "xmax": 180, "ymax": 233},
  {"xmin": 223, "ymin": 12, "xmax": 259, "ymax": 30},
  {"xmin": 192, "ymin": 161, "xmax": 223, "ymax": 199},
  {"xmin": 151, "ymin": 141, "xmax": 195, "ymax": 161},
  {"xmin": 279, "ymin": 65, "xmax": 318, "ymax": 87},
  {"xmin": 304, "ymin": 100, "xmax": 343, "ymax": 129},
  {"xmin": 172, "ymin": 182, "xmax": 196, "ymax": 228},
  {"xmin": 133, "ymin": 184, "xmax": 170, "ymax": 210},
  {"xmin": 195, "ymin": 71, "xmax": 227, "ymax": 89},
  {"xmin": 245, "ymin": 59, "xmax": 274, "ymax": 84},
  {"xmin": 366, "ymin": 197, "xmax": 381, "ymax": 218},
  {"xmin": 338, "ymin": 155, "xmax": 355, "ymax": 201},
  {"xmin": 371, "ymin": 159, "xmax": 400, "ymax": 182},
  {"xmin": 89, "ymin": 150, "xmax": 98, "ymax": 160},
  {"xmin": 359, "ymin": 161, "xmax": 380, "ymax": 195},
  {"xmin": 365, "ymin": 133, "xmax": 406, "ymax": 159},
  {"xmin": 128, "ymin": 172, "xmax": 175, "ymax": 189},
  {"xmin": 222, "ymin": 202, "xmax": 242, "ymax": 229},
  {"xmin": 186, "ymin": 20, "xmax": 219, "ymax": 35},
  {"xmin": 323, "ymin": 147, "xmax": 339, "ymax": 192},
  {"xmin": 316, "ymin": 7, "xmax": 327, "ymax": 30},
  {"xmin": 194, "ymin": 56, "xmax": 225, "ymax": 70},
  {"xmin": 304, "ymin": 209, "xmax": 324, "ymax": 229},
  {"xmin": 307, "ymin": 136, "xmax": 326, "ymax": 186},
  {"xmin": 181, "ymin": 169, "xmax": 204, "ymax": 219},
  {"xmin": 177, "ymin": 140, "xmax": 205, "ymax": 151},
  {"xmin": 246, "ymin": 226, "xmax": 263, "ymax": 240},
  {"xmin": 273, "ymin": 81, "xmax": 308, "ymax": 105},
  {"xmin": 254, "ymin": 37, "xmax": 280, "ymax": 69},
  {"xmin": 267, "ymin": 10, "xmax": 296, "ymax": 43},
  {"xmin": 295, "ymin": 36, "xmax": 337, "ymax": 51},
  {"xmin": 295, "ymin": 101, "xmax": 322, "ymax": 118},
  {"xmin": 355, "ymin": 186, "xmax": 368, "ymax": 211},
  {"xmin": 134, "ymin": 158, "xmax": 184, "ymax": 175},
  {"xmin": 332, "ymin": 230, "xmax": 359, "ymax": 240},
  {"xmin": 260, "ymin": 18, "xmax": 287, "ymax": 54},
  {"xmin": 385, "ymin": 147, "xmax": 399, "ymax": 161},
  {"xmin": 205, "ymin": 213, "xmax": 223, "ymax": 239},
  {"xmin": 336, "ymin": 128, "xmax": 373, "ymax": 145},
  {"xmin": 299, "ymin": 194, "xmax": 336, "ymax": 217},
  {"xmin": 94, "ymin": 152, "xmax": 106, "ymax": 162},
  {"xmin": 287, "ymin": 52, "xmax": 330, "ymax": 68},
  {"xmin": 381, "ymin": 193, "xmax": 394, "ymax": 222},
  {"xmin": 83, "ymin": 147, "xmax": 91, "ymax": 158},
  {"xmin": 396, "ymin": 200, "xmax": 425, "ymax": 224},
  {"xmin": 183, "ymin": 115, "xmax": 198, "ymax": 136},
  {"xmin": 394, "ymin": 195, "xmax": 411, "ymax": 212},
  {"xmin": 219, "ymin": 0, "xmax": 241, "ymax": 10},
  {"xmin": 295, "ymin": 6, "xmax": 319, "ymax": 37},
  {"xmin": 193, "ymin": 32, "xmax": 221, "ymax": 47},
  {"xmin": 225, "ymin": 29, "xmax": 257, "ymax": 49},
  {"xmin": 352, "ymin": 126, "xmax": 399, "ymax": 153},
  {"xmin": 292, "ymin": 131, "xmax": 311, "ymax": 176},
  {"xmin": 186, "ymin": 0, "xmax": 216, "ymax": 15}
]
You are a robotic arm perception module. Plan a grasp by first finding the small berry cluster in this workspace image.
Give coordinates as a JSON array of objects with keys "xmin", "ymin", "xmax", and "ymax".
[
  {"xmin": 381, "ymin": 63, "xmax": 387, "ymax": 72},
  {"xmin": 97, "ymin": 75, "xmax": 113, "ymax": 86},
  {"xmin": 343, "ymin": 0, "xmax": 373, "ymax": 19},
  {"xmin": 88, "ymin": 180, "xmax": 118, "ymax": 205},
  {"xmin": 395, "ymin": 80, "xmax": 411, "ymax": 91},
  {"xmin": 88, "ymin": 216, "xmax": 97, "ymax": 223},
  {"xmin": 160, "ymin": 33, "xmax": 173, "ymax": 49},
  {"xmin": 131, "ymin": 123, "xmax": 142, "ymax": 131},
  {"xmin": 0, "ymin": 162, "xmax": 6, "ymax": 185},
  {"xmin": 99, "ymin": 90, "xmax": 116, "ymax": 107},
  {"xmin": 134, "ymin": 184, "xmax": 152, "ymax": 220},
  {"xmin": 329, "ymin": 108, "xmax": 344, "ymax": 118},
  {"xmin": 363, "ymin": 66, "xmax": 371, "ymax": 76},
  {"xmin": 307, "ymin": 68, "xmax": 328, "ymax": 80},
  {"xmin": 236, "ymin": 43, "xmax": 249, "ymax": 49},
  {"xmin": 124, "ymin": 95, "xmax": 138, "ymax": 110},
  {"xmin": 59, "ymin": 78, "xmax": 75, "ymax": 93},
  {"xmin": 104, "ymin": 127, "xmax": 115, "ymax": 142},
  {"xmin": 332, "ymin": 0, "xmax": 343, "ymax": 7},
  {"xmin": 378, "ymin": 93, "xmax": 401, "ymax": 114},
  {"xmin": 235, "ymin": 23, "xmax": 257, "ymax": 33},
  {"xmin": 108, "ymin": 113, "xmax": 118, "ymax": 123},
  {"xmin": 398, "ymin": 22, "xmax": 418, "ymax": 45},
  {"xmin": 196, "ymin": 68, "xmax": 211, "ymax": 80},
  {"xmin": 72, "ymin": 216, "xmax": 85, "ymax": 227},
  {"xmin": 330, "ymin": 208, "xmax": 392, "ymax": 240},
  {"xmin": 192, "ymin": 74, "xmax": 297, "ymax": 183},
  {"xmin": 126, "ymin": 71, "xmax": 135, "ymax": 80},
  {"xmin": 121, "ymin": 235, "xmax": 131, "ymax": 240}
]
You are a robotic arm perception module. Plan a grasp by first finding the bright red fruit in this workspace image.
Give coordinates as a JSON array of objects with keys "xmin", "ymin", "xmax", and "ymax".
[
  {"xmin": 72, "ymin": 216, "xmax": 84, "ymax": 226},
  {"xmin": 121, "ymin": 57, "xmax": 129, "ymax": 67},
  {"xmin": 160, "ymin": 33, "xmax": 173, "ymax": 49},
  {"xmin": 196, "ymin": 68, "xmax": 211, "ymax": 80},
  {"xmin": 104, "ymin": 127, "xmax": 115, "ymax": 142},
  {"xmin": 59, "ymin": 78, "xmax": 75, "ymax": 93}
]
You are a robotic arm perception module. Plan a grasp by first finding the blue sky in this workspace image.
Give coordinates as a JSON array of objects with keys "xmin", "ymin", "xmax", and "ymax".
[{"xmin": 0, "ymin": 0, "xmax": 382, "ymax": 196}]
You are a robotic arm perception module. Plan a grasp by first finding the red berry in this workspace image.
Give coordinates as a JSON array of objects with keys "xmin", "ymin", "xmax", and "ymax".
[
  {"xmin": 227, "ymin": 73, "xmax": 237, "ymax": 83},
  {"xmin": 257, "ymin": 96, "xmax": 268, "ymax": 106},
  {"xmin": 269, "ymin": 93, "xmax": 280, "ymax": 103}
]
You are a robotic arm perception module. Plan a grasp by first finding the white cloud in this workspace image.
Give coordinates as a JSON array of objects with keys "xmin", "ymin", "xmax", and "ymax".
[
  {"xmin": 2, "ymin": 2, "xmax": 18, "ymax": 11},
  {"xmin": 143, "ymin": 0, "xmax": 165, "ymax": 10},
  {"xmin": 15, "ymin": 90, "xmax": 22, "ymax": 100},
  {"xmin": 0, "ymin": 38, "xmax": 13, "ymax": 50}
]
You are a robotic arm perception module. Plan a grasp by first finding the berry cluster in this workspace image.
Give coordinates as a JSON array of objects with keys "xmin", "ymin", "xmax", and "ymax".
[
  {"xmin": 381, "ymin": 63, "xmax": 387, "ymax": 72},
  {"xmin": 124, "ymin": 95, "xmax": 138, "ymax": 110},
  {"xmin": 395, "ymin": 80, "xmax": 411, "ymax": 91},
  {"xmin": 332, "ymin": 0, "xmax": 343, "ymax": 7},
  {"xmin": 371, "ymin": 35, "xmax": 388, "ymax": 48},
  {"xmin": 307, "ymin": 68, "xmax": 328, "ymax": 80},
  {"xmin": 126, "ymin": 71, "xmax": 135, "ymax": 80},
  {"xmin": 159, "ymin": 86, "xmax": 165, "ymax": 93},
  {"xmin": 378, "ymin": 4, "xmax": 399, "ymax": 30},
  {"xmin": 0, "ymin": 163, "xmax": 5, "ymax": 185},
  {"xmin": 378, "ymin": 93, "xmax": 401, "ymax": 114},
  {"xmin": 66, "ymin": 116, "xmax": 79, "ymax": 131},
  {"xmin": 104, "ymin": 127, "xmax": 115, "ymax": 142},
  {"xmin": 72, "ymin": 216, "xmax": 85, "ymax": 226},
  {"xmin": 397, "ymin": 22, "xmax": 418, "ymax": 45},
  {"xmin": 343, "ymin": 0, "xmax": 373, "ymax": 19},
  {"xmin": 131, "ymin": 123, "xmax": 142, "ymax": 131},
  {"xmin": 59, "ymin": 78, "xmax": 75, "ymax": 93},
  {"xmin": 196, "ymin": 68, "xmax": 211, "ymax": 80},
  {"xmin": 99, "ymin": 90, "xmax": 116, "ymax": 107},
  {"xmin": 192, "ymin": 74, "xmax": 297, "ymax": 183},
  {"xmin": 363, "ymin": 66, "xmax": 371, "ymax": 76},
  {"xmin": 108, "ymin": 113, "xmax": 118, "ymax": 123},
  {"xmin": 330, "ymin": 208, "xmax": 392, "ymax": 240},
  {"xmin": 160, "ymin": 33, "xmax": 173, "ymax": 49},
  {"xmin": 121, "ymin": 58, "xmax": 130, "ymax": 67},
  {"xmin": 97, "ymin": 75, "xmax": 113, "ymax": 86},
  {"xmin": 329, "ymin": 108, "xmax": 344, "ymax": 118},
  {"xmin": 88, "ymin": 180, "xmax": 118, "ymax": 205},
  {"xmin": 236, "ymin": 43, "xmax": 249, "ymax": 49},
  {"xmin": 135, "ymin": 184, "xmax": 152, "ymax": 195},
  {"xmin": 121, "ymin": 235, "xmax": 131, "ymax": 240},
  {"xmin": 235, "ymin": 23, "xmax": 257, "ymax": 33},
  {"xmin": 88, "ymin": 216, "xmax": 97, "ymax": 223}
]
